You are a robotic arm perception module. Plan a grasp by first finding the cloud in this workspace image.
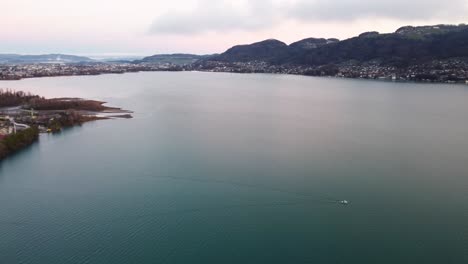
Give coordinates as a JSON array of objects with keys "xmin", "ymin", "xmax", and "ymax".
[
  {"xmin": 150, "ymin": 0, "xmax": 278, "ymax": 34},
  {"xmin": 149, "ymin": 0, "xmax": 468, "ymax": 35},
  {"xmin": 288, "ymin": 0, "xmax": 468, "ymax": 22}
]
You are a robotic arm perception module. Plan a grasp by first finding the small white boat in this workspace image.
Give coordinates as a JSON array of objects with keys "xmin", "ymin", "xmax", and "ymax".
[{"xmin": 340, "ymin": 200, "xmax": 349, "ymax": 205}]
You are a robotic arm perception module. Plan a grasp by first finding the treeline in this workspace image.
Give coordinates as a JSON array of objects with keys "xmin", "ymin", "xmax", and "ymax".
[
  {"xmin": 48, "ymin": 111, "xmax": 105, "ymax": 132},
  {"xmin": 0, "ymin": 127, "xmax": 40, "ymax": 160},
  {"xmin": 28, "ymin": 98, "xmax": 114, "ymax": 112},
  {"xmin": 0, "ymin": 89, "xmax": 115, "ymax": 112},
  {"xmin": 0, "ymin": 89, "xmax": 41, "ymax": 107}
]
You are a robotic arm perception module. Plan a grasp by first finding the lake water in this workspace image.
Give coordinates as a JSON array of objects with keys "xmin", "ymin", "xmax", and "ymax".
[{"xmin": 1, "ymin": 72, "xmax": 468, "ymax": 263}]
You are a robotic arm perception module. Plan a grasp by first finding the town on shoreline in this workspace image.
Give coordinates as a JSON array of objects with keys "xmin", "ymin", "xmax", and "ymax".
[{"xmin": 1, "ymin": 60, "xmax": 468, "ymax": 84}]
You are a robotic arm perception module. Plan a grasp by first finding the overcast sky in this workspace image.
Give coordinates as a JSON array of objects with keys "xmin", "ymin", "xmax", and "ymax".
[{"xmin": 1, "ymin": 0, "xmax": 467, "ymax": 56}]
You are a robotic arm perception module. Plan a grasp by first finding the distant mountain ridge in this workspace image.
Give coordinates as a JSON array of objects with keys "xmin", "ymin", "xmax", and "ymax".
[
  {"xmin": 0, "ymin": 54, "xmax": 94, "ymax": 64},
  {"xmin": 199, "ymin": 24, "xmax": 468, "ymax": 67},
  {"xmin": 198, "ymin": 37, "xmax": 341, "ymax": 64},
  {"xmin": 136, "ymin": 54, "xmax": 212, "ymax": 65},
  {"xmin": 291, "ymin": 24, "xmax": 468, "ymax": 67},
  {"xmin": 215, "ymin": 39, "xmax": 289, "ymax": 63}
]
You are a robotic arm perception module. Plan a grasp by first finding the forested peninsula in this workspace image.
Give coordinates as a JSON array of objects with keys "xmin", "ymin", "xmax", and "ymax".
[{"xmin": 0, "ymin": 89, "xmax": 131, "ymax": 160}]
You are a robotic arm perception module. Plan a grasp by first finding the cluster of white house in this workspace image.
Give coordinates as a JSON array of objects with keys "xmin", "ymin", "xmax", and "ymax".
[{"xmin": 0, "ymin": 116, "xmax": 30, "ymax": 137}]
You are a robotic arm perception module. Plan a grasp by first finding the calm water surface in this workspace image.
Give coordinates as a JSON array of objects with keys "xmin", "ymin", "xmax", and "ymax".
[{"xmin": 1, "ymin": 72, "xmax": 468, "ymax": 263}]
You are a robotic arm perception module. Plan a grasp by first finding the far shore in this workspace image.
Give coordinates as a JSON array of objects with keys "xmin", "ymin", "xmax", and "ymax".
[{"xmin": 2, "ymin": 67, "xmax": 468, "ymax": 85}]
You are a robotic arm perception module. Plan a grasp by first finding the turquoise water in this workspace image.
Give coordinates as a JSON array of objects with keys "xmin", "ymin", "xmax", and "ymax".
[{"xmin": 1, "ymin": 72, "xmax": 468, "ymax": 263}]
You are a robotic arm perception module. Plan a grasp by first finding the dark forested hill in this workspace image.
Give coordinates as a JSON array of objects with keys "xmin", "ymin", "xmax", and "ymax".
[
  {"xmin": 137, "ymin": 54, "xmax": 211, "ymax": 65},
  {"xmin": 201, "ymin": 24, "xmax": 468, "ymax": 68},
  {"xmin": 291, "ymin": 26, "xmax": 468, "ymax": 67},
  {"xmin": 211, "ymin": 39, "xmax": 289, "ymax": 63},
  {"xmin": 289, "ymin": 38, "xmax": 339, "ymax": 51}
]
